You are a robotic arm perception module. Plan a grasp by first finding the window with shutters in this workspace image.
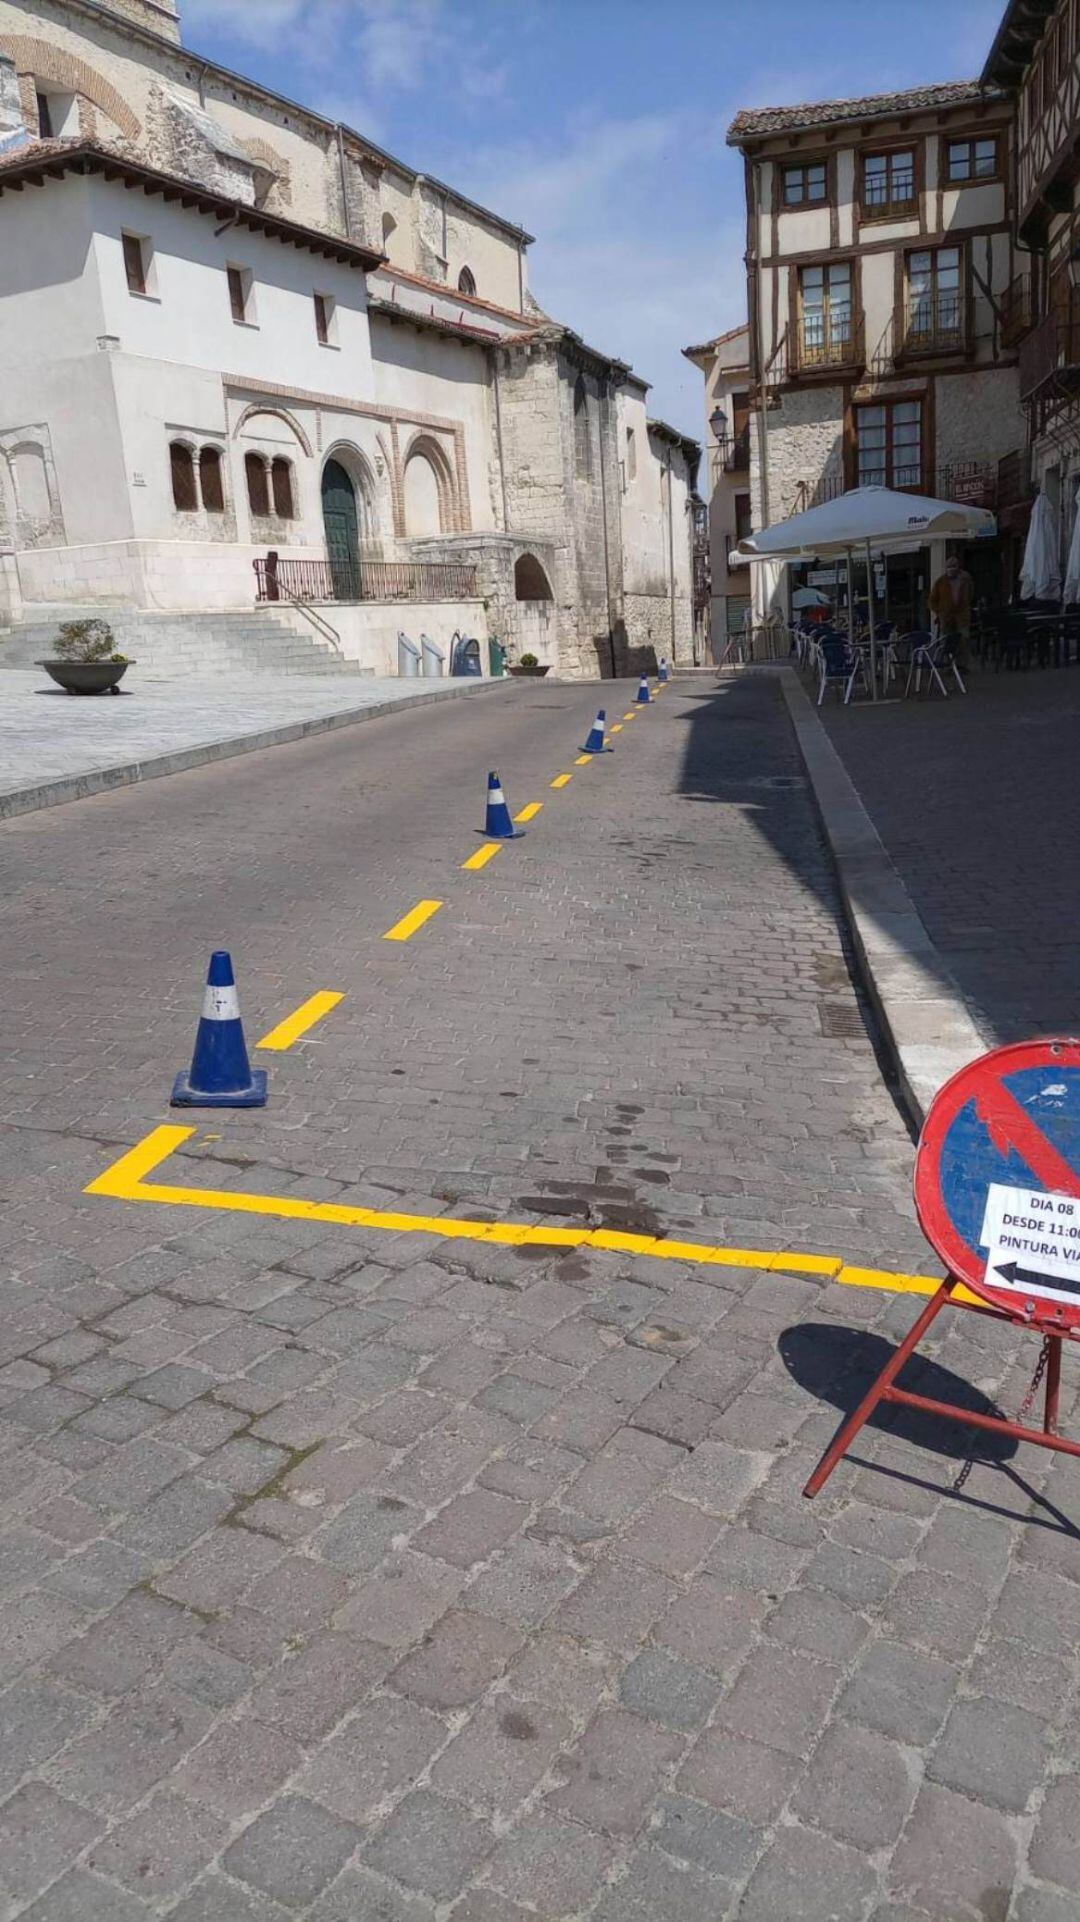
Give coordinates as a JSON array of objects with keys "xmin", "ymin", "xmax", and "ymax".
[
  {"xmin": 169, "ymin": 442, "xmax": 197, "ymax": 512},
  {"xmin": 199, "ymin": 446, "xmax": 225, "ymax": 514},
  {"xmin": 271, "ymin": 457, "xmax": 295, "ymax": 519},
  {"xmin": 245, "ymin": 451, "xmax": 270, "ymax": 518}
]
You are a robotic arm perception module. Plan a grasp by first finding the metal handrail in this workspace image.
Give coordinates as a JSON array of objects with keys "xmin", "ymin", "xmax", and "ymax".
[{"xmin": 254, "ymin": 556, "xmax": 479, "ymax": 604}]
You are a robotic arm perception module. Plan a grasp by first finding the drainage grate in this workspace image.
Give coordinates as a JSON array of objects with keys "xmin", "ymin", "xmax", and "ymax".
[{"xmin": 818, "ymin": 998, "xmax": 866, "ymax": 1039}]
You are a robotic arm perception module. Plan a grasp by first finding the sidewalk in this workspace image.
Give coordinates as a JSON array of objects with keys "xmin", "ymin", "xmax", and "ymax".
[
  {"xmin": 0, "ymin": 668, "xmax": 507, "ymax": 819},
  {"xmin": 816, "ymin": 667, "xmax": 1080, "ymax": 1048}
]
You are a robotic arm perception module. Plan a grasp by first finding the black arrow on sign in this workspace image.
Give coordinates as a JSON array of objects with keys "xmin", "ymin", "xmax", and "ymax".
[{"xmin": 992, "ymin": 1260, "xmax": 1080, "ymax": 1298}]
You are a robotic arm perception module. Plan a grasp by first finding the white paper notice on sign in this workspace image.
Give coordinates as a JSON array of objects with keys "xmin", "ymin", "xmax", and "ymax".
[{"xmin": 980, "ymin": 1183, "xmax": 1080, "ymax": 1304}]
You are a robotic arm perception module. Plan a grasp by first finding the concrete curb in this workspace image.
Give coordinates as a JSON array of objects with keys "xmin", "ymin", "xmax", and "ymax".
[
  {"xmin": 778, "ymin": 667, "xmax": 991, "ymax": 1128},
  {"xmin": 0, "ymin": 677, "xmax": 511, "ymax": 823}
]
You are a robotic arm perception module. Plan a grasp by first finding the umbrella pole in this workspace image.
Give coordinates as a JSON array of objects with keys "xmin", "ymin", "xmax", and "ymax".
[
  {"xmin": 846, "ymin": 549, "xmax": 854, "ymax": 639},
  {"xmin": 865, "ymin": 539, "xmax": 878, "ymax": 702}
]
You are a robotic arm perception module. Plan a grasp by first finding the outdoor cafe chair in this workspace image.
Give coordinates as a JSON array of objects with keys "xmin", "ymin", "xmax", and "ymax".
[
  {"xmin": 904, "ymin": 631, "xmax": 965, "ymax": 698},
  {"xmin": 817, "ymin": 634, "xmax": 851, "ymax": 706}
]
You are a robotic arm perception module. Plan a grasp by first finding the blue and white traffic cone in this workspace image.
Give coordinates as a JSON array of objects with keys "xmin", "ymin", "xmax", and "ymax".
[
  {"xmin": 484, "ymin": 770, "xmax": 522, "ymax": 839},
  {"xmin": 636, "ymin": 675, "xmax": 651, "ymax": 704},
  {"xmin": 658, "ymin": 657, "xmax": 670, "ymax": 683},
  {"xmin": 171, "ymin": 950, "xmax": 268, "ymax": 1108},
  {"xmin": 582, "ymin": 709, "xmax": 612, "ymax": 754}
]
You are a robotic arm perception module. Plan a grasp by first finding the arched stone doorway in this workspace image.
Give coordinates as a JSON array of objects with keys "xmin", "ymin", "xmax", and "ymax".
[
  {"xmin": 513, "ymin": 551, "xmax": 554, "ymax": 666},
  {"xmin": 321, "ymin": 458, "xmax": 358, "ymax": 596}
]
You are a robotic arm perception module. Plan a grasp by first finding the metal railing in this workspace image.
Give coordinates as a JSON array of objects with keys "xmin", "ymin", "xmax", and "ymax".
[
  {"xmin": 254, "ymin": 556, "xmax": 479, "ymax": 604},
  {"xmin": 902, "ymin": 294, "xmax": 964, "ymax": 355},
  {"xmin": 791, "ymin": 472, "xmax": 846, "ymax": 515},
  {"xmin": 723, "ymin": 425, "xmax": 751, "ymax": 472},
  {"xmin": 795, "ymin": 312, "xmax": 862, "ymax": 373}
]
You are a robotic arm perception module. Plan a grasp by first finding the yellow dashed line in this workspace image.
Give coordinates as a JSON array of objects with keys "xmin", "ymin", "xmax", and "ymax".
[
  {"xmin": 461, "ymin": 843, "xmax": 502, "ymax": 871},
  {"xmin": 574, "ymin": 754, "xmax": 592, "ymax": 766},
  {"xmin": 256, "ymin": 991, "xmax": 344, "ymax": 1052},
  {"xmin": 551, "ymin": 773, "xmax": 573, "ymax": 789},
  {"xmin": 383, "ymin": 899, "xmax": 443, "ymax": 942},
  {"xmin": 515, "ymin": 802, "xmax": 543, "ymax": 824}
]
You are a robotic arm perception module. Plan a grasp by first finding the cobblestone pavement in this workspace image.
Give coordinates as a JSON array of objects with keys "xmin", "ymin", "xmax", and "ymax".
[
  {"xmin": 0, "ymin": 669, "xmax": 495, "ymax": 808},
  {"xmin": 1, "ymin": 675, "xmax": 1078, "ymax": 1920},
  {"xmin": 820, "ymin": 664, "xmax": 1080, "ymax": 1044}
]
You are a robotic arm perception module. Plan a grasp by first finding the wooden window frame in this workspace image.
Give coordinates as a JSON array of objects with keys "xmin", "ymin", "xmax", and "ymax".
[
  {"xmin": 245, "ymin": 450, "xmax": 270, "ymax": 519},
  {"xmin": 199, "ymin": 445, "xmax": 225, "ymax": 515},
  {"xmin": 169, "ymin": 440, "xmax": 197, "ymax": 513},
  {"xmin": 852, "ymin": 395, "xmax": 927, "ymax": 494},
  {"xmin": 859, "ymin": 141, "xmax": 920, "ymax": 222},
  {"xmin": 122, "ymin": 231, "xmax": 148, "ymax": 297},
  {"xmin": 794, "ymin": 257, "xmax": 858, "ymax": 372},
  {"xmin": 270, "ymin": 457, "xmax": 295, "ymax": 520},
  {"xmin": 943, "ymin": 131, "xmax": 1002, "ymax": 188},
  {"xmin": 902, "ymin": 240, "xmax": 967, "ymax": 356},
  {"xmin": 775, "ymin": 153, "xmax": 833, "ymax": 215}
]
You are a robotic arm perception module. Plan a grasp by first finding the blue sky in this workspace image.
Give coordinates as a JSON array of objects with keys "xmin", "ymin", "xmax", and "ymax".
[{"xmin": 182, "ymin": 0, "xmax": 1005, "ymax": 437}]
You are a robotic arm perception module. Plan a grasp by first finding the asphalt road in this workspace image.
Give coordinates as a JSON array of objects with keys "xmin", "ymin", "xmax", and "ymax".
[{"xmin": 0, "ymin": 675, "xmax": 1076, "ymax": 1921}]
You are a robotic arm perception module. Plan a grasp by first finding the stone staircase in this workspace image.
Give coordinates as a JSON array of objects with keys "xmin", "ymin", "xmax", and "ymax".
[{"xmin": 0, "ymin": 605, "xmax": 372, "ymax": 678}]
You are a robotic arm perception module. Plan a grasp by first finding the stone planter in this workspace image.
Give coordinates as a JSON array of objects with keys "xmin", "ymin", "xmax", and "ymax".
[
  {"xmin": 39, "ymin": 660, "xmax": 131, "ymax": 695},
  {"xmin": 508, "ymin": 663, "xmax": 551, "ymax": 678}
]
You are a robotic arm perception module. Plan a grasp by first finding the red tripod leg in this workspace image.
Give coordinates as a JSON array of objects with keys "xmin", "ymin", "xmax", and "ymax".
[
  {"xmin": 1045, "ymin": 1335, "xmax": 1063, "ymax": 1435},
  {"xmin": 803, "ymin": 1281, "xmax": 953, "ymax": 1499}
]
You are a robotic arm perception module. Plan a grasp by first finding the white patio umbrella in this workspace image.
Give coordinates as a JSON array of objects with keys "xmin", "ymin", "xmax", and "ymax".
[
  {"xmin": 1065, "ymin": 491, "xmax": 1080, "ymax": 606},
  {"xmin": 731, "ymin": 485, "xmax": 998, "ymax": 699},
  {"xmin": 791, "ymin": 586, "xmax": 831, "ymax": 609},
  {"xmin": 1020, "ymin": 491, "xmax": 1060, "ymax": 602}
]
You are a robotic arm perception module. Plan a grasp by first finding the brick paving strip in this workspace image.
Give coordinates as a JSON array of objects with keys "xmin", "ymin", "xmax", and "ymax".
[
  {"xmin": 0, "ymin": 669, "xmax": 508, "ymax": 822},
  {"xmin": 1, "ymin": 675, "xmax": 1079, "ymax": 1919}
]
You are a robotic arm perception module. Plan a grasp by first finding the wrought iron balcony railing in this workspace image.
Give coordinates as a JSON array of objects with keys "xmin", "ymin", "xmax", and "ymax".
[{"xmin": 254, "ymin": 556, "xmax": 479, "ymax": 604}]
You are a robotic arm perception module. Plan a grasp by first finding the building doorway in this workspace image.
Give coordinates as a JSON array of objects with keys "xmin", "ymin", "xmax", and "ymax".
[{"xmin": 321, "ymin": 459, "xmax": 359, "ymax": 597}]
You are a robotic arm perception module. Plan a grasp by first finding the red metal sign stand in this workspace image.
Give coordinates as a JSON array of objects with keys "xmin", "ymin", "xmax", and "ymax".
[{"xmin": 803, "ymin": 1278, "xmax": 1080, "ymax": 1498}]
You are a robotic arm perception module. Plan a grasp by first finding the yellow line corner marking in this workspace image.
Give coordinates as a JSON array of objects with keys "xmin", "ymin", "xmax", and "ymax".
[
  {"xmin": 551, "ymin": 773, "xmax": 573, "ymax": 790},
  {"xmin": 85, "ymin": 1127, "xmax": 948, "ymax": 1298},
  {"xmin": 462, "ymin": 843, "xmax": 502, "ymax": 872},
  {"xmin": 515, "ymin": 801, "xmax": 543, "ymax": 824},
  {"xmin": 383, "ymin": 899, "xmax": 443, "ymax": 942},
  {"xmin": 256, "ymin": 991, "xmax": 344, "ymax": 1052}
]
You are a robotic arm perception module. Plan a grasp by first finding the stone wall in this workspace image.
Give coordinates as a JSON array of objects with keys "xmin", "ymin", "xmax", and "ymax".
[
  {"xmin": 762, "ymin": 385, "xmax": 845, "ymax": 521},
  {"xmin": 934, "ymin": 366, "xmax": 1024, "ymax": 470}
]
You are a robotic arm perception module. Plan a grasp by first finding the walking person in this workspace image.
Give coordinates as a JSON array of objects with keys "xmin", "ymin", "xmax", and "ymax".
[{"xmin": 929, "ymin": 553, "xmax": 975, "ymax": 670}]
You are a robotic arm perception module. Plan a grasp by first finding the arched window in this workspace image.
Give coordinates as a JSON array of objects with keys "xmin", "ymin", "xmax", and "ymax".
[
  {"xmin": 381, "ymin": 211, "xmax": 397, "ymax": 248},
  {"xmin": 199, "ymin": 446, "xmax": 224, "ymax": 514},
  {"xmin": 271, "ymin": 457, "xmax": 295, "ymax": 519},
  {"xmin": 245, "ymin": 450, "xmax": 270, "ymax": 518},
  {"xmin": 170, "ymin": 442, "xmax": 197, "ymax": 513},
  {"xmin": 514, "ymin": 554, "xmax": 553, "ymax": 601},
  {"xmin": 573, "ymin": 376, "xmax": 591, "ymax": 479},
  {"xmin": 457, "ymin": 265, "xmax": 476, "ymax": 297}
]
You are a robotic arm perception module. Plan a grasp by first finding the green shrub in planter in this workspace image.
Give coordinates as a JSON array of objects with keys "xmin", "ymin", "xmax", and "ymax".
[
  {"xmin": 53, "ymin": 619, "xmax": 128, "ymax": 665},
  {"xmin": 518, "ymin": 652, "xmax": 539, "ymax": 668}
]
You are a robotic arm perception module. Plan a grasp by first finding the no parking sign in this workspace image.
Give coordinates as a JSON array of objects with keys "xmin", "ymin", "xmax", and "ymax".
[{"xmin": 915, "ymin": 1039, "xmax": 1080, "ymax": 1323}]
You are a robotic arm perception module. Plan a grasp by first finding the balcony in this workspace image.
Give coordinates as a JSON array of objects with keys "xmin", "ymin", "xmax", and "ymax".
[
  {"xmin": 254, "ymin": 556, "xmax": 479, "ymax": 604},
  {"xmin": 1000, "ymin": 274, "xmax": 1033, "ymax": 348},
  {"xmin": 791, "ymin": 473, "xmax": 846, "ymax": 515},
  {"xmin": 723, "ymin": 425, "xmax": 751, "ymax": 472},
  {"xmin": 900, "ymin": 293, "xmax": 966, "ymax": 359},
  {"xmin": 1018, "ymin": 308, "xmax": 1080, "ymax": 404},
  {"xmin": 792, "ymin": 312, "xmax": 863, "ymax": 376}
]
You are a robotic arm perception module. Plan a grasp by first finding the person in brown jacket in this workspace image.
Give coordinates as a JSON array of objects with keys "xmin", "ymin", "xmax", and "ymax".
[{"xmin": 929, "ymin": 554, "xmax": 975, "ymax": 669}]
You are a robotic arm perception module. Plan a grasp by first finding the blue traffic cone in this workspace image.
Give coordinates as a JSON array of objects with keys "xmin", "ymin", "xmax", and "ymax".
[
  {"xmin": 171, "ymin": 950, "xmax": 268, "ymax": 1108},
  {"xmin": 583, "ymin": 709, "xmax": 612, "ymax": 754},
  {"xmin": 636, "ymin": 675, "xmax": 651, "ymax": 704},
  {"xmin": 658, "ymin": 657, "xmax": 670, "ymax": 683},
  {"xmin": 484, "ymin": 770, "xmax": 522, "ymax": 839}
]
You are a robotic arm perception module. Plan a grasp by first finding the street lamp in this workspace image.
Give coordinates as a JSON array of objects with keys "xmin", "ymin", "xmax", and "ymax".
[{"xmin": 709, "ymin": 403, "xmax": 729, "ymax": 448}]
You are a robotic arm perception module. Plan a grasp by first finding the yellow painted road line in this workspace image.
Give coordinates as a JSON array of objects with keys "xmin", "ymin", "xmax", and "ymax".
[
  {"xmin": 609, "ymin": 724, "xmax": 623, "ymax": 735},
  {"xmin": 515, "ymin": 801, "xmax": 543, "ymax": 824},
  {"xmin": 836, "ymin": 1263, "xmax": 982, "ymax": 1306},
  {"xmin": 256, "ymin": 991, "xmax": 344, "ymax": 1052},
  {"xmin": 551, "ymin": 773, "xmax": 573, "ymax": 789},
  {"xmin": 86, "ymin": 1127, "xmax": 947, "ymax": 1297},
  {"xmin": 462, "ymin": 842, "xmax": 502, "ymax": 872},
  {"xmin": 574, "ymin": 754, "xmax": 592, "ymax": 766},
  {"xmin": 383, "ymin": 899, "xmax": 443, "ymax": 942},
  {"xmin": 622, "ymin": 711, "xmax": 637, "ymax": 721}
]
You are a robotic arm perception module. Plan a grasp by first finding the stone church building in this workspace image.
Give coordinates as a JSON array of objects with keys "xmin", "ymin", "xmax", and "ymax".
[{"xmin": 0, "ymin": 0, "xmax": 699, "ymax": 677}]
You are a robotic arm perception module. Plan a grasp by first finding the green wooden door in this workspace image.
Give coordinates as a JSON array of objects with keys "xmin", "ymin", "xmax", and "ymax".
[{"xmin": 321, "ymin": 459, "xmax": 359, "ymax": 598}]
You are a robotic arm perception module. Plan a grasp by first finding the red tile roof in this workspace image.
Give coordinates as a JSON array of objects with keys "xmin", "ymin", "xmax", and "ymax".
[{"xmin": 728, "ymin": 79, "xmax": 1003, "ymax": 142}]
